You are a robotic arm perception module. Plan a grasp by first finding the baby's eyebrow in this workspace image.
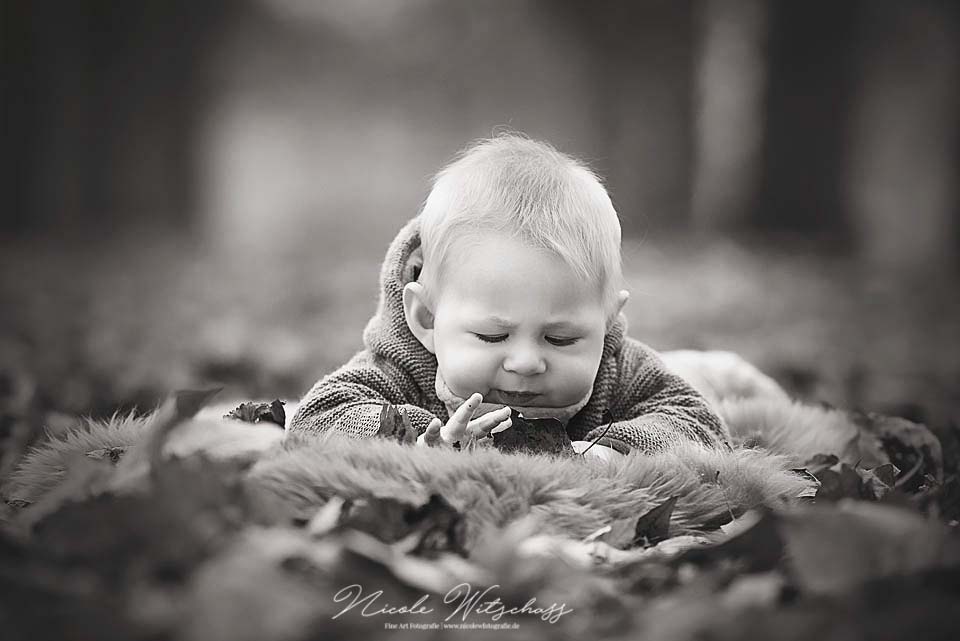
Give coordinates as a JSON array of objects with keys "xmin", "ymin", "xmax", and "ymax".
[
  {"xmin": 482, "ymin": 315, "xmax": 517, "ymax": 328},
  {"xmin": 543, "ymin": 320, "xmax": 584, "ymax": 331},
  {"xmin": 482, "ymin": 316, "xmax": 585, "ymax": 332}
]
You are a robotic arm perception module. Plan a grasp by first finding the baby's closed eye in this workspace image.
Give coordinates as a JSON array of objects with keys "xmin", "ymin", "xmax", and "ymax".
[
  {"xmin": 472, "ymin": 333, "xmax": 580, "ymax": 346},
  {"xmin": 473, "ymin": 333, "xmax": 508, "ymax": 343}
]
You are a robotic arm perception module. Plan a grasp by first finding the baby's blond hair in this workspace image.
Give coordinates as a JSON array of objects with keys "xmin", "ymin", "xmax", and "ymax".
[{"xmin": 418, "ymin": 134, "xmax": 624, "ymax": 318}]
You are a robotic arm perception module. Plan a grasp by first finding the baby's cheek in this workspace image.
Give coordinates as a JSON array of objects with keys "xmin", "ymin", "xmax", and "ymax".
[
  {"xmin": 439, "ymin": 344, "xmax": 495, "ymax": 394},
  {"xmin": 557, "ymin": 351, "xmax": 602, "ymax": 393}
]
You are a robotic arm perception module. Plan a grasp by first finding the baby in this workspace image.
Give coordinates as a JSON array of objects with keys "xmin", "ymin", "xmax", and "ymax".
[{"xmin": 290, "ymin": 135, "xmax": 731, "ymax": 460}]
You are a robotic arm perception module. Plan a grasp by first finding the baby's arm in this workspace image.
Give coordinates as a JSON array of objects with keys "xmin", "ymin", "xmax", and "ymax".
[
  {"xmin": 583, "ymin": 338, "xmax": 732, "ymax": 454},
  {"xmin": 289, "ymin": 350, "xmax": 437, "ymax": 438}
]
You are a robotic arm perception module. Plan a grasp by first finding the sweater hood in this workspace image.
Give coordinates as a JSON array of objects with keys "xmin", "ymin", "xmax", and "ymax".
[{"xmin": 362, "ymin": 216, "xmax": 628, "ymax": 425}]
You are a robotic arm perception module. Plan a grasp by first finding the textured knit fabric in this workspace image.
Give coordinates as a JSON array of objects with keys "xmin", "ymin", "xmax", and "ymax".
[{"xmin": 290, "ymin": 216, "xmax": 732, "ymax": 454}]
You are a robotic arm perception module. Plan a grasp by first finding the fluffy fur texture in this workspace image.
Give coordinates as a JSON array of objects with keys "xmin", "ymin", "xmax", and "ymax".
[
  {"xmin": 3, "ymin": 399, "xmax": 826, "ymax": 545},
  {"xmin": 252, "ymin": 432, "xmax": 809, "ymax": 548},
  {"xmin": 2, "ymin": 411, "xmax": 151, "ymax": 504},
  {"xmin": 661, "ymin": 350, "xmax": 790, "ymax": 406},
  {"xmin": 2, "ymin": 407, "xmax": 285, "ymax": 504},
  {"xmin": 720, "ymin": 397, "xmax": 862, "ymax": 465},
  {"xmin": 3, "ymin": 351, "xmax": 860, "ymax": 547}
]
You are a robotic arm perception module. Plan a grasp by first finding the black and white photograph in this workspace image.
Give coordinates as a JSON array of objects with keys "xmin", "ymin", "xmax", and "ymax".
[{"xmin": 2, "ymin": 1, "xmax": 958, "ymax": 639}]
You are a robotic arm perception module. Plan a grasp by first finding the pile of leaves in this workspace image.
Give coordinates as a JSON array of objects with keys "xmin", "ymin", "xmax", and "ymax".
[{"xmin": 1, "ymin": 392, "xmax": 958, "ymax": 641}]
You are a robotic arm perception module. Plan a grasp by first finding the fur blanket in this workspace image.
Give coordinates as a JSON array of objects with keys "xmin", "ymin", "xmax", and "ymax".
[{"xmin": 2, "ymin": 351, "xmax": 887, "ymax": 547}]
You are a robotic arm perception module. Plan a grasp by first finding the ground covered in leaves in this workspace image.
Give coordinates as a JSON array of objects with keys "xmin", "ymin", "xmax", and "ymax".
[
  {"xmin": 1, "ymin": 391, "xmax": 958, "ymax": 641},
  {"xmin": 1, "ymin": 224, "xmax": 958, "ymax": 639}
]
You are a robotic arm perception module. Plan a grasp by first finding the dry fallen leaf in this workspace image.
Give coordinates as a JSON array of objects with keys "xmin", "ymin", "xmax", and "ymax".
[
  {"xmin": 492, "ymin": 410, "xmax": 573, "ymax": 454},
  {"xmin": 223, "ymin": 400, "xmax": 286, "ymax": 428},
  {"xmin": 376, "ymin": 403, "xmax": 417, "ymax": 445}
]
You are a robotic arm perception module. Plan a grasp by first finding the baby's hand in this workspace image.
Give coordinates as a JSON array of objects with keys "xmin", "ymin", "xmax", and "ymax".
[
  {"xmin": 571, "ymin": 440, "xmax": 624, "ymax": 462},
  {"xmin": 417, "ymin": 393, "xmax": 512, "ymax": 447}
]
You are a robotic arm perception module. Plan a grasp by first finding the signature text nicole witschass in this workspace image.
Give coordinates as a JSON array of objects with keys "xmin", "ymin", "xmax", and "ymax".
[{"xmin": 332, "ymin": 582, "xmax": 573, "ymax": 624}]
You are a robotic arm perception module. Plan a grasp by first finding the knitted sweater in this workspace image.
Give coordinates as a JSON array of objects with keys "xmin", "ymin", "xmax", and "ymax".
[{"xmin": 290, "ymin": 217, "xmax": 731, "ymax": 454}]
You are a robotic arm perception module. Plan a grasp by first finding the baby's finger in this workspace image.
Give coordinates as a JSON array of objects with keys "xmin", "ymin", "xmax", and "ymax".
[
  {"xmin": 466, "ymin": 409, "xmax": 512, "ymax": 439},
  {"xmin": 418, "ymin": 418, "xmax": 443, "ymax": 447},
  {"xmin": 441, "ymin": 392, "xmax": 482, "ymax": 443},
  {"xmin": 472, "ymin": 435, "xmax": 495, "ymax": 449},
  {"xmin": 465, "ymin": 406, "xmax": 511, "ymax": 435},
  {"xmin": 489, "ymin": 418, "xmax": 512, "ymax": 435},
  {"xmin": 468, "ymin": 418, "xmax": 512, "ymax": 442}
]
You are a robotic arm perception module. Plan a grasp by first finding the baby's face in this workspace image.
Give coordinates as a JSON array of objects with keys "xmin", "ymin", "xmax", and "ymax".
[{"xmin": 428, "ymin": 233, "xmax": 608, "ymax": 409}]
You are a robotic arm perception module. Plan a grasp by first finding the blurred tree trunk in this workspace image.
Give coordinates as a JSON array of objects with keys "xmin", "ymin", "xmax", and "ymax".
[
  {"xmin": 690, "ymin": 0, "xmax": 768, "ymax": 230},
  {"xmin": 2, "ymin": 1, "xmax": 231, "ymax": 237},
  {"xmin": 560, "ymin": 0, "xmax": 696, "ymax": 237},
  {"xmin": 846, "ymin": 1, "xmax": 959, "ymax": 274},
  {"xmin": 754, "ymin": 0, "xmax": 863, "ymax": 243},
  {"xmin": 691, "ymin": 0, "xmax": 767, "ymax": 229}
]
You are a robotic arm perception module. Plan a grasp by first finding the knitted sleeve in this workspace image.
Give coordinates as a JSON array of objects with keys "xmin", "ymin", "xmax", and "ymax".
[
  {"xmin": 583, "ymin": 338, "xmax": 732, "ymax": 454},
  {"xmin": 288, "ymin": 350, "xmax": 439, "ymax": 439}
]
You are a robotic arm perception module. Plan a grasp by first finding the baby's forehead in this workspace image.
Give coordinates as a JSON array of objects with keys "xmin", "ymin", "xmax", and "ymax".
[
  {"xmin": 440, "ymin": 260, "xmax": 605, "ymax": 311},
  {"xmin": 426, "ymin": 229, "xmax": 610, "ymax": 309},
  {"xmin": 440, "ymin": 230, "xmax": 559, "ymax": 266}
]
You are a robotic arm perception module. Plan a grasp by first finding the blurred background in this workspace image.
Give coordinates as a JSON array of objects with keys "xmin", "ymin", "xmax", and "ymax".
[{"xmin": 2, "ymin": 1, "xmax": 958, "ymax": 465}]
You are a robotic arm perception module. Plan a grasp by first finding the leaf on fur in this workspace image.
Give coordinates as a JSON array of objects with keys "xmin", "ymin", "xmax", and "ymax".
[
  {"xmin": 852, "ymin": 411, "xmax": 944, "ymax": 489},
  {"xmin": 598, "ymin": 517, "xmax": 636, "ymax": 550},
  {"xmin": 492, "ymin": 409, "xmax": 573, "ymax": 455},
  {"xmin": 859, "ymin": 462, "xmax": 901, "ymax": 500},
  {"xmin": 804, "ymin": 453, "xmax": 839, "ymax": 468},
  {"xmin": 633, "ymin": 496, "xmax": 679, "ymax": 548},
  {"xmin": 603, "ymin": 497, "xmax": 679, "ymax": 550},
  {"xmin": 174, "ymin": 388, "xmax": 224, "ymax": 419},
  {"xmin": 788, "ymin": 468, "xmax": 821, "ymax": 499},
  {"xmin": 335, "ymin": 493, "xmax": 466, "ymax": 557},
  {"xmin": 109, "ymin": 388, "xmax": 223, "ymax": 481},
  {"xmin": 870, "ymin": 462, "xmax": 899, "ymax": 488},
  {"xmin": 86, "ymin": 446, "xmax": 127, "ymax": 464},
  {"xmin": 377, "ymin": 403, "xmax": 417, "ymax": 445},
  {"xmin": 679, "ymin": 511, "xmax": 785, "ymax": 573},
  {"xmin": 409, "ymin": 494, "xmax": 468, "ymax": 557},
  {"xmin": 224, "ymin": 400, "xmax": 286, "ymax": 428},
  {"xmin": 806, "ymin": 453, "xmax": 902, "ymax": 501}
]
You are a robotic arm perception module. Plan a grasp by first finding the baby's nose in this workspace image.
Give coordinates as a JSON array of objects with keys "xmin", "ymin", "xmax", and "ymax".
[{"xmin": 502, "ymin": 346, "xmax": 547, "ymax": 376}]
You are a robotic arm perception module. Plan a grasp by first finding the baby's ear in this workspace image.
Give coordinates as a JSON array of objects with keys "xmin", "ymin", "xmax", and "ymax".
[
  {"xmin": 615, "ymin": 289, "xmax": 629, "ymax": 316},
  {"xmin": 606, "ymin": 289, "xmax": 630, "ymax": 331},
  {"xmin": 402, "ymin": 282, "xmax": 436, "ymax": 353}
]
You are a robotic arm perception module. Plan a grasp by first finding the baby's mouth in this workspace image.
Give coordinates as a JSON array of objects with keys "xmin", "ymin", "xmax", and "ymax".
[{"xmin": 490, "ymin": 389, "xmax": 541, "ymax": 405}]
